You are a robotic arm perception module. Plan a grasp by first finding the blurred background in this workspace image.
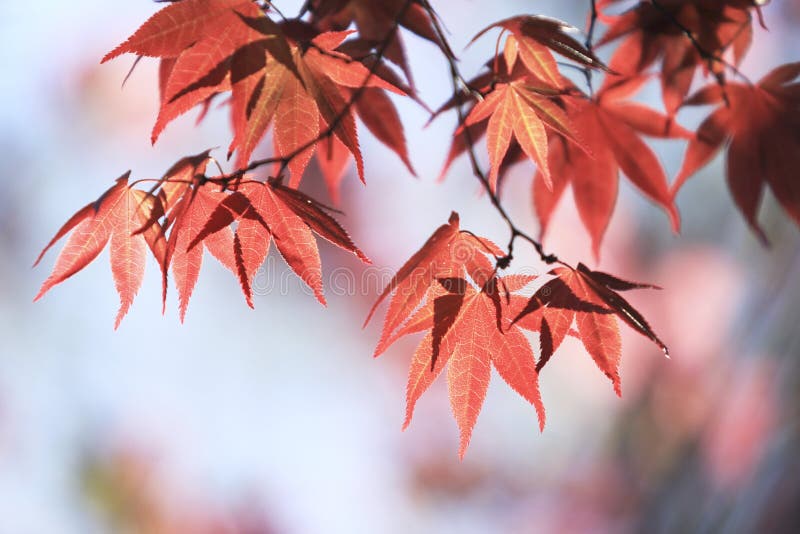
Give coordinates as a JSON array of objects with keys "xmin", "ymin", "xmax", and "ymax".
[{"xmin": 1, "ymin": 0, "xmax": 799, "ymax": 532}]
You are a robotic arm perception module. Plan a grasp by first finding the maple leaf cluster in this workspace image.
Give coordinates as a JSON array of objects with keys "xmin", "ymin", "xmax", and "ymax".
[
  {"xmin": 366, "ymin": 212, "xmax": 666, "ymax": 457},
  {"xmin": 34, "ymin": 153, "xmax": 370, "ymax": 327},
  {"xmin": 439, "ymin": 2, "xmax": 797, "ymax": 255},
  {"xmin": 34, "ymin": 0, "xmax": 797, "ymax": 456},
  {"xmin": 103, "ymin": 0, "xmax": 421, "ymax": 201}
]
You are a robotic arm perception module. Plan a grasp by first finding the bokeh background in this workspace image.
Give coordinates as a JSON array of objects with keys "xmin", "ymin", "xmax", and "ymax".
[{"xmin": 1, "ymin": 1, "xmax": 799, "ymax": 532}]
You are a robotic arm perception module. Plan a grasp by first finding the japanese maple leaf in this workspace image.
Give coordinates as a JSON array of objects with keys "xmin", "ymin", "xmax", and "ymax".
[
  {"xmin": 155, "ymin": 151, "xmax": 215, "ymax": 216},
  {"xmin": 433, "ymin": 15, "xmax": 611, "ymax": 189},
  {"xmin": 228, "ymin": 29, "xmax": 408, "ymax": 188},
  {"xmin": 190, "ymin": 179, "xmax": 370, "ymax": 307},
  {"xmin": 433, "ymin": 58, "xmax": 540, "ymax": 184},
  {"xmin": 278, "ymin": 82, "xmax": 417, "ymax": 203},
  {"xmin": 307, "ymin": 0, "xmax": 448, "ymax": 84},
  {"xmin": 672, "ymin": 62, "xmax": 800, "ymax": 241},
  {"xmin": 315, "ymin": 133, "xmax": 352, "ymax": 204},
  {"xmin": 103, "ymin": 0, "xmax": 295, "ymax": 143},
  {"xmin": 440, "ymin": 16, "xmax": 612, "ymax": 191},
  {"xmin": 473, "ymin": 15, "xmax": 609, "ymax": 89},
  {"xmin": 464, "ymin": 79, "xmax": 579, "ymax": 191},
  {"xmin": 102, "ymin": 0, "xmax": 257, "ymax": 62},
  {"xmin": 164, "ymin": 186, "xmax": 238, "ymax": 321},
  {"xmin": 388, "ymin": 275, "xmax": 545, "ymax": 459},
  {"xmin": 151, "ymin": 15, "xmax": 290, "ymax": 144},
  {"xmin": 34, "ymin": 173, "xmax": 163, "ymax": 328},
  {"xmin": 597, "ymin": 0, "xmax": 763, "ymax": 114},
  {"xmin": 352, "ymin": 87, "xmax": 416, "ymax": 175},
  {"xmin": 508, "ymin": 276, "xmax": 585, "ymax": 373},
  {"xmin": 106, "ymin": 2, "xmax": 418, "ymax": 200},
  {"xmin": 365, "ymin": 212, "xmax": 504, "ymax": 357},
  {"xmin": 104, "ymin": 0, "xmax": 414, "ymax": 197},
  {"xmin": 533, "ymin": 77, "xmax": 688, "ymax": 257},
  {"xmin": 141, "ymin": 151, "xmax": 239, "ymax": 317},
  {"xmin": 513, "ymin": 265, "xmax": 667, "ymax": 394}
]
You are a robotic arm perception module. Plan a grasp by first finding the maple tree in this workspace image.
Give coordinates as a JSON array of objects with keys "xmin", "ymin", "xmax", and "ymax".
[{"xmin": 34, "ymin": 0, "xmax": 797, "ymax": 457}]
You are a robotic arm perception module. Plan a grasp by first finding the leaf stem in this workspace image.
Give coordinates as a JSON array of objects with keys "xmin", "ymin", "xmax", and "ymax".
[
  {"xmin": 583, "ymin": 0, "xmax": 599, "ymax": 95},
  {"xmin": 418, "ymin": 0, "xmax": 562, "ymax": 269}
]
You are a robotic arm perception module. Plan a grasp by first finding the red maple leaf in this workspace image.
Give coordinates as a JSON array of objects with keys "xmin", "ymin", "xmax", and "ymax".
[
  {"xmin": 512, "ymin": 265, "xmax": 667, "ymax": 395},
  {"xmin": 34, "ymin": 173, "xmax": 163, "ymax": 328},
  {"xmin": 533, "ymin": 76, "xmax": 688, "ymax": 257},
  {"xmin": 230, "ymin": 28, "xmax": 408, "ymax": 184},
  {"xmin": 474, "ymin": 15, "xmax": 609, "ymax": 87},
  {"xmin": 597, "ymin": 0, "xmax": 762, "ymax": 114},
  {"xmin": 165, "ymin": 186, "xmax": 238, "ymax": 321},
  {"xmin": 105, "ymin": 0, "xmax": 294, "ymax": 144},
  {"xmin": 377, "ymin": 271, "xmax": 545, "ymax": 458},
  {"xmin": 367, "ymin": 214, "xmax": 552, "ymax": 457},
  {"xmin": 190, "ymin": 179, "xmax": 370, "ymax": 308},
  {"xmin": 464, "ymin": 79, "xmax": 579, "ymax": 191},
  {"xmin": 307, "ymin": 0, "xmax": 448, "ymax": 84},
  {"xmin": 365, "ymin": 212, "xmax": 503, "ymax": 356},
  {"xmin": 104, "ymin": 2, "xmax": 414, "ymax": 201},
  {"xmin": 672, "ymin": 62, "xmax": 800, "ymax": 241},
  {"xmin": 436, "ymin": 16, "xmax": 609, "ymax": 191}
]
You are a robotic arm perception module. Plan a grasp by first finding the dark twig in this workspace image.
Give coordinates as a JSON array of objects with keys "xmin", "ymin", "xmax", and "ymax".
[
  {"xmin": 650, "ymin": 0, "xmax": 753, "ymax": 86},
  {"xmin": 418, "ymin": 0, "xmax": 562, "ymax": 269},
  {"xmin": 583, "ymin": 0, "xmax": 599, "ymax": 95}
]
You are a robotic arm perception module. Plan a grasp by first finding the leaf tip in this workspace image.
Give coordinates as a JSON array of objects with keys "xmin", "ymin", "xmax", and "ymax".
[
  {"xmin": 33, "ymin": 281, "xmax": 53, "ymax": 303},
  {"xmin": 668, "ymin": 204, "xmax": 682, "ymax": 234},
  {"xmin": 401, "ymin": 409, "xmax": 413, "ymax": 431}
]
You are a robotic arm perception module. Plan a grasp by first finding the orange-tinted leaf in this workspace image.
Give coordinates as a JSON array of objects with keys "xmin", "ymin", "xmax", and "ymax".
[
  {"xmin": 35, "ymin": 173, "xmax": 163, "ymax": 328},
  {"xmin": 365, "ymin": 211, "xmax": 461, "ymax": 330},
  {"xmin": 316, "ymin": 134, "xmax": 351, "ymax": 204},
  {"xmin": 576, "ymin": 263, "xmax": 668, "ymax": 356},
  {"xmin": 475, "ymin": 16, "xmax": 609, "ymax": 76},
  {"xmin": 355, "ymin": 88, "xmax": 416, "ymax": 175},
  {"xmin": 465, "ymin": 82, "xmax": 579, "ymax": 191},
  {"xmin": 167, "ymin": 187, "xmax": 237, "ymax": 321},
  {"xmin": 103, "ymin": 0, "xmax": 253, "ymax": 62},
  {"xmin": 397, "ymin": 278, "xmax": 544, "ymax": 458},
  {"xmin": 597, "ymin": 0, "xmax": 759, "ymax": 114},
  {"xmin": 239, "ymin": 182, "xmax": 325, "ymax": 304},
  {"xmin": 532, "ymin": 83, "xmax": 683, "ymax": 257},
  {"xmin": 271, "ymin": 180, "xmax": 370, "ymax": 263},
  {"xmin": 555, "ymin": 268, "xmax": 622, "ymax": 395},
  {"xmin": 673, "ymin": 64, "xmax": 800, "ymax": 239}
]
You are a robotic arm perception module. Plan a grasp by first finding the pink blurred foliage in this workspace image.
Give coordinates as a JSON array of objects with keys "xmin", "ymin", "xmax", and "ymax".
[
  {"xmin": 82, "ymin": 443, "xmax": 280, "ymax": 534},
  {"xmin": 701, "ymin": 356, "xmax": 778, "ymax": 491},
  {"xmin": 63, "ymin": 59, "xmax": 157, "ymax": 135}
]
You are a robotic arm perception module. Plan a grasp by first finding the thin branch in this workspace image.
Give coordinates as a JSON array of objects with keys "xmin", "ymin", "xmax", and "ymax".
[
  {"xmin": 586, "ymin": 0, "xmax": 599, "ymax": 48},
  {"xmin": 261, "ymin": 1, "xmax": 288, "ymax": 21},
  {"xmin": 583, "ymin": 0, "xmax": 599, "ymax": 95},
  {"xmin": 418, "ymin": 0, "xmax": 561, "ymax": 268},
  {"xmin": 650, "ymin": 0, "xmax": 753, "ymax": 86}
]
